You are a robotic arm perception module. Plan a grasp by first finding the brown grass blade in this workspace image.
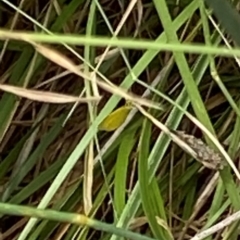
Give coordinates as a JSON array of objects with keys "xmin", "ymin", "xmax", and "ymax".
[
  {"xmin": 33, "ymin": 43, "xmax": 163, "ymax": 110},
  {"xmin": 0, "ymin": 84, "xmax": 101, "ymax": 104}
]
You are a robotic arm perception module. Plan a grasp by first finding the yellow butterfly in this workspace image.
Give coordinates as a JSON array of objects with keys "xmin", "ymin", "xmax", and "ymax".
[{"xmin": 99, "ymin": 102, "xmax": 133, "ymax": 132}]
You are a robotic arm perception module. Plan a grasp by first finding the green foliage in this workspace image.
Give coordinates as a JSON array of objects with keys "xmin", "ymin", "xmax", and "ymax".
[{"xmin": 1, "ymin": 0, "xmax": 240, "ymax": 240}]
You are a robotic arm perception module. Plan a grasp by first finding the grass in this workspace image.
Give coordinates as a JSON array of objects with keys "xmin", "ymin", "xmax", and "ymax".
[{"xmin": 1, "ymin": 0, "xmax": 240, "ymax": 240}]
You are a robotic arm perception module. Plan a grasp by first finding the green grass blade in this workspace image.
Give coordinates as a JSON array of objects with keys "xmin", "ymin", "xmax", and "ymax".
[
  {"xmin": 139, "ymin": 119, "xmax": 172, "ymax": 239},
  {"xmin": 0, "ymin": 48, "xmax": 33, "ymax": 141},
  {"xmin": 204, "ymin": 0, "xmax": 240, "ymax": 46},
  {"xmin": 0, "ymin": 202, "xmax": 158, "ymax": 240},
  {"xmin": 8, "ymin": 156, "xmax": 66, "ymax": 204},
  {"xmin": 1, "ymin": 115, "xmax": 65, "ymax": 202},
  {"xmin": 114, "ymin": 131, "xmax": 136, "ymax": 220},
  {"xmin": 153, "ymin": 0, "xmax": 215, "ymax": 138}
]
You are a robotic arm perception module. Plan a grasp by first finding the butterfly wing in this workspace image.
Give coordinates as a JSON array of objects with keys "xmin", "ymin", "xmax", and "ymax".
[{"xmin": 99, "ymin": 106, "xmax": 132, "ymax": 132}]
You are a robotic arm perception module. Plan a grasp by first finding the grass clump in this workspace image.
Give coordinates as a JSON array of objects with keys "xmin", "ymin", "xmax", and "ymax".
[{"xmin": 1, "ymin": 0, "xmax": 240, "ymax": 240}]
